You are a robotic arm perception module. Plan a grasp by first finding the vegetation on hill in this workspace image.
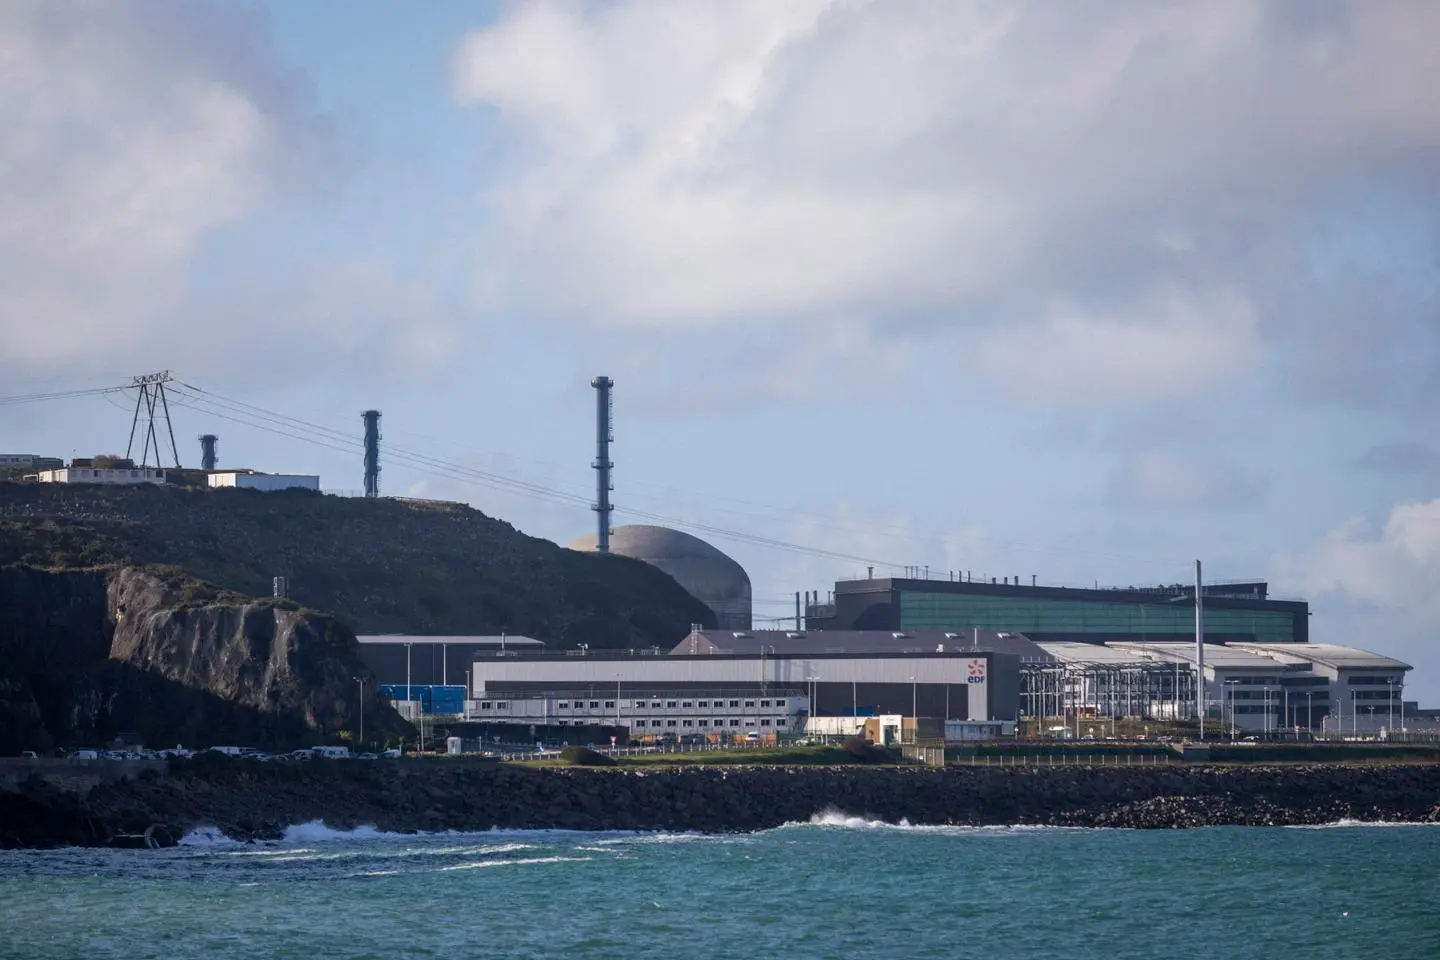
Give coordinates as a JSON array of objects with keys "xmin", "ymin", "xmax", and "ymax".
[{"xmin": 0, "ymin": 482, "xmax": 714, "ymax": 647}]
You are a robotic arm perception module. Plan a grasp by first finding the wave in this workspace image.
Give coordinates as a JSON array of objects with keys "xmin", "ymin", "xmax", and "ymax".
[
  {"xmin": 1284, "ymin": 819, "xmax": 1440, "ymax": 830},
  {"xmin": 177, "ymin": 827, "xmax": 239, "ymax": 847},
  {"xmin": 790, "ymin": 808, "xmax": 1074, "ymax": 834},
  {"xmin": 437, "ymin": 856, "xmax": 594, "ymax": 871}
]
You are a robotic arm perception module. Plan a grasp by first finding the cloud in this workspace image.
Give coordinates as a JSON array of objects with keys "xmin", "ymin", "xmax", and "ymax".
[
  {"xmin": 1350, "ymin": 441, "xmax": 1440, "ymax": 474},
  {"xmin": 976, "ymin": 288, "xmax": 1261, "ymax": 407},
  {"xmin": 452, "ymin": 0, "xmax": 1440, "ymax": 407},
  {"xmin": 1110, "ymin": 447, "xmax": 1269, "ymax": 510},
  {"xmin": 0, "ymin": 1, "xmax": 329, "ymax": 372},
  {"xmin": 1279, "ymin": 499, "xmax": 1440, "ymax": 698}
]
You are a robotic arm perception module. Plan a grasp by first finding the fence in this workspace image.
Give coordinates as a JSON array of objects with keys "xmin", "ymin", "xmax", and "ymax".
[{"xmin": 951, "ymin": 752, "xmax": 1178, "ymax": 767}]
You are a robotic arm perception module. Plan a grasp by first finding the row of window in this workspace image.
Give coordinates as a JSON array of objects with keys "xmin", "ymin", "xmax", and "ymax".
[
  {"xmin": 1347, "ymin": 676, "xmax": 1400, "ymax": 686},
  {"xmin": 632, "ymin": 718, "xmax": 788, "ymax": 728},
  {"xmin": 900, "ymin": 593, "xmax": 1296, "ymax": 643},
  {"xmin": 555, "ymin": 698, "xmax": 789, "ymax": 710}
]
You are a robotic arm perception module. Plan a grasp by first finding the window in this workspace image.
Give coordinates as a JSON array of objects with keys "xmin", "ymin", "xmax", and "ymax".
[
  {"xmin": 558, "ymin": 702, "xmax": 569, "ymax": 709},
  {"xmin": 589, "ymin": 701, "xmax": 599, "ymax": 708},
  {"xmin": 698, "ymin": 701, "xmax": 709, "ymax": 708},
  {"xmin": 634, "ymin": 700, "xmax": 647, "ymax": 708},
  {"xmin": 729, "ymin": 700, "xmax": 740, "ymax": 708},
  {"xmin": 651, "ymin": 702, "xmax": 661, "ymax": 709},
  {"xmin": 761, "ymin": 719, "xmax": 771, "ymax": 727},
  {"xmin": 666, "ymin": 720, "xmax": 677, "ymax": 727},
  {"xmin": 698, "ymin": 720, "xmax": 708, "ymax": 727},
  {"xmin": 776, "ymin": 718, "xmax": 787, "ymax": 727},
  {"xmin": 682, "ymin": 720, "xmax": 693, "ymax": 727},
  {"xmin": 774, "ymin": 699, "xmax": 786, "ymax": 708},
  {"xmin": 744, "ymin": 701, "xmax": 755, "ymax": 708},
  {"xmin": 666, "ymin": 701, "xmax": 677, "ymax": 708},
  {"xmin": 495, "ymin": 702, "xmax": 508, "ymax": 710},
  {"xmin": 760, "ymin": 700, "xmax": 771, "ymax": 708},
  {"xmin": 682, "ymin": 702, "xmax": 693, "ymax": 708},
  {"xmin": 480, "ymin": 702, "xmax": 492, "ymax": 710},
  {"xmin": 604, "ymin": 701, "xmax": 615, "ymax": 708}
]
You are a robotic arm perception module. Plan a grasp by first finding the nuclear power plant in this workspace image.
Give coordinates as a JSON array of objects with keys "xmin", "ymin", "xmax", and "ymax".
[{"xmin": 569, "ymin": 524, "xmax": 753, "ymax": 630}]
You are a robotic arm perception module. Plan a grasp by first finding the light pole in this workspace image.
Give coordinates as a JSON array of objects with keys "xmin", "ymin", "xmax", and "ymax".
[
  {"xmin": 353, "ymin": 676, "xmax": 365, "ymax": 748},
  {"xmin": 910, "ymin": 676, "xmax": 917, "ymax": 722},
  {"xmin": 1224, "ymin": 680, "xmax": 1238, "ymax": 739},
  {"xmin": 805, "ymin": 675, "xmax": 819, "ymax": 721},
  {"xmin": 1387, "ymin": 679, "xmax": 1397, "ymax": 733},
  {"xmin": 1306, "ymin": 691, "xmax": 1313, "ymax": 734}
]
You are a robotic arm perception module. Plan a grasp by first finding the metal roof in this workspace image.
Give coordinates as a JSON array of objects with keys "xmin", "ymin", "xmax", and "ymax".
[
  {"xmin": 358, "ymin": 634, "xmax": 544, "ymax": 647},
  {"xmin": 1106, "ymin": 642, "xmax": 1284, "ymax": 669},
  {"xmin": 1233, "ymin": 643, "xmax": 1411, "ymax": 671},
  {"xmin": 1035, "ymin": 642, "xmax": 1174, "ymax": 666},
  {"xmin": 674, "ymin": 627, "xmax": 1050, "ymax": 660}
]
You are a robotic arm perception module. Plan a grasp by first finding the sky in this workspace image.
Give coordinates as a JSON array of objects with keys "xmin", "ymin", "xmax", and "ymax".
[{"xmin": 2, "ymin": 1, "xmax": 1437, "ymax": 698}]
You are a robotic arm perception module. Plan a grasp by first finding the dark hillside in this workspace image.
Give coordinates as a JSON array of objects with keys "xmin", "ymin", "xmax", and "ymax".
[{"xmin": 0, "ymin": 483, "xmax": 713, "ymax": 647}]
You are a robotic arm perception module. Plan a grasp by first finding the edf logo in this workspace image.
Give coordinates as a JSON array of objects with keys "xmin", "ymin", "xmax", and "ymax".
[{"xmin": 967, "ymin": 659, "xmax": 986, "ymax": 684}]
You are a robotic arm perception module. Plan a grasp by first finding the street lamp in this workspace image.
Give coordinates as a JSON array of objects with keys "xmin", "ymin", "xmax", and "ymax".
[
  {"xmin": 805, "ymin": 675, "xmax": 820, "ymax": 720},
  {"xmin": 1387, "ymin": 679, "xmax": 1397, "ymax": 733},
  {"xmin": 1306, "ymin": 691, "xmax": 1313, "ymax": 735},
  {"xmin": 353, "ymin": 676, "xmax": 366, "ymax": 748},
  {"xmin": 910, "ymin": 676, "xmax": 917, "ymax": 722},
  {"xmin": 1224, "ymin": 680, "xmax": 1238, "ymax": 740}
]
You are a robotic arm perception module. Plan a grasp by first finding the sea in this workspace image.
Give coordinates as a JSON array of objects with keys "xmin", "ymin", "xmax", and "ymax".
[{"xmin": 1, "ymin": 814, "xmax": 1437, "ymax": 960}]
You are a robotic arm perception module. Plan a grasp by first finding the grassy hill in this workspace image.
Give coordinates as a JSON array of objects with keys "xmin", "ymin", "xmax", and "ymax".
[{"xmin": 0, "ymin": 482, "xmax": 713, "ymax": 648}]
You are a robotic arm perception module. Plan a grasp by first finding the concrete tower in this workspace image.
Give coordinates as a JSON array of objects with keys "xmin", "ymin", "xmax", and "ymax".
[{"xmin": 199, "ymin": 434, "xmax": 218, "ymax": 472}]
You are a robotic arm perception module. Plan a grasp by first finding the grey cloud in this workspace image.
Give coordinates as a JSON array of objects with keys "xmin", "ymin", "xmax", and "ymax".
[
  {"xmin": 1350, "ymin": 441, "xmax": 1440, "ymax": 474},
  {"xmin": 0, "ymin": 1, "xmax": 335, "ymax": 375}
]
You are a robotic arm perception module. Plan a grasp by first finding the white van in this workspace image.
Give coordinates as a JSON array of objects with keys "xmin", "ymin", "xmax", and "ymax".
[
  {"xmin": 208, "ymin": 746, "xmax": 244, "ymax": 757},
  {"xmin": 311, "ymin": 746, "xmax": 351, "ymax": 759},
  {"xmin": 72, "ymin": 749, "xmax": 99, "ymax": 760}
]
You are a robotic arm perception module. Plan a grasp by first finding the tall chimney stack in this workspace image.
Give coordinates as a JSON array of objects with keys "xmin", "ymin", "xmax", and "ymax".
[{"xmin": 590, "ymin": 377, "xmax": 614, "ymax": 552}]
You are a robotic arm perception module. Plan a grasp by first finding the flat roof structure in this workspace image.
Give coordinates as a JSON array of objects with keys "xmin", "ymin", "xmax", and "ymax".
[
  {"xmin": 674, "ymin": 627, "xmax": 1049, "ymax": 660},
  {"xmin": 1231, "ymin": 643, "xmax": 1412, "ymax": 672}
]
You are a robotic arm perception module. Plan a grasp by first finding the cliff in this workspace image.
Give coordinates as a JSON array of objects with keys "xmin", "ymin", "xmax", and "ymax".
[
  {"xmin": 0, "ymin": 565, "xmax": 409, "ymax": 754},
  {"xmin": 4, "ymin": 759, "xmax": 1439, "ymax": 848},
  {"xmin": 0, "ymin": 482, "xmax": 713, "ymax": 646}
]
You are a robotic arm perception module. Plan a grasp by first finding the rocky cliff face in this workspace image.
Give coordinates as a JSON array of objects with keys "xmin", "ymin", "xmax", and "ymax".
[{"xmin": 0, "ymin": 565, "xmax": 409, "ymax": 753}]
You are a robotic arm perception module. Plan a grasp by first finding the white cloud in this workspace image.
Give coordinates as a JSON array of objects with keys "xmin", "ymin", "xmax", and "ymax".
[
  {"xmin": 453, "ymin": 0, "xmax": 1440, "ymax": 406},
  {"xmin": 1280, "ymin": 499, "xmax": 1440, "ymax": 700},
  {"xmin": 0, "ymin": 2, "xmax": 324, "ymax": 370},
  {"xmin": 977, "ymin": 288, "xmax": 1260, "ymax": 406}
]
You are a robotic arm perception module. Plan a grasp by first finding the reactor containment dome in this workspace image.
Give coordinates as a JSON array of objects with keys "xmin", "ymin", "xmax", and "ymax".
[{"xmin": 569, "ymin": 524, "xmax": 752, "ymax": 630}]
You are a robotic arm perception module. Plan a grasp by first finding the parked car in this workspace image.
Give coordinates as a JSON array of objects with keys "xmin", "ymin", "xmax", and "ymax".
[
  {"xmin": 19, "ymin": 751, "xmax": 37, "ymax": 759},
  {"xmin": 72, "ymin": 749, "xmax": 99, "ymax": 760}
]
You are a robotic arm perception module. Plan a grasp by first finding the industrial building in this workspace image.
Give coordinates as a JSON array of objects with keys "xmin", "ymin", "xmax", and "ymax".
[
  {"xmin": 358, "ymin": 634, "xmax": 544, "ymax": 687},
  {"xmin": 0, "ymin": 454, "xmax": 62, "ymax": 470},
  {"xmin": 569, "ymin": 524, "xmax": 753, "ymax": 629},
  {"xmin": 207, "ymin": 471, "xmax": 321, "ymax": 492},
  {"xmin": 37, "ymin": 460, "xmax": 165, "ymax": 485},
  {"xmin": 467, "ymin": 627, "xmax": 1021, "ymax": 737},
  {"xmin": 1023, "ymin": 639, "xmax": 1409, "ymax": 734},
  {"xmin": 807, "ymin": 576, "xmax": 1309, "ymax": 645}
]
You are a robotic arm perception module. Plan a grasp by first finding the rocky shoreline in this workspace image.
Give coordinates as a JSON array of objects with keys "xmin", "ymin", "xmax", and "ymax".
[{"xmin": 4, "ymin": 759, "xmax": 1439, "ymax": 849}]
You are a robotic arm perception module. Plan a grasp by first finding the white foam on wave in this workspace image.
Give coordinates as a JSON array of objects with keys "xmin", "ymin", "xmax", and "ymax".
[
  {"xmin": 178, "ymin": 826, "xmax": 238, "ymax": 847},
  {"xmin": 790, "ymin": 808, "xmax": 1070, "ymax": 834},
  {"xmin": 1285, "ymin": 819, "xmax": 1440, "ymax": 830},
  {"xmin": 438, "ymin": 856, "xmax": 594, "ymax": 871}
]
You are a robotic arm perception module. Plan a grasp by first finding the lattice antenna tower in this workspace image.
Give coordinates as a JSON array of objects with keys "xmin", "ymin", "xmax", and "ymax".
[
  {"xmin": 591, "ymin": 376, "xmax": 614, "ymax": 552},
  {"xmin": 362, "ymin": 410, "xmax": 381, "ymax": 498},
  {"xmin": 125, "ymin": 371, "xmax": 181, "ymax": 468}
]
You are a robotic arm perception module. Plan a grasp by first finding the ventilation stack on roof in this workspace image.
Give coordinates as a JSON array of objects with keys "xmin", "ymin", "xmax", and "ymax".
[
  {"xmin": 362, "ymin": 410, "xmax": 381, "ymax": 498},
  {"xmin": 199, "ymin": 434, "xmax": 218, "ymax": 472},
  {"xmin": 590, "ymin": 376, "xmax": 614, "ymax": 553}
]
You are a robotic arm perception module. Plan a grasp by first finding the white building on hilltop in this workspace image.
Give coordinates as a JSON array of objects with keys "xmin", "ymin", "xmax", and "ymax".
[
  {"xmin": 208, "ymin": 471, "xmax": 320, "ymax": 492},
  {"xmin": 38, "ymin": 465, "xmax": 165, "ymax": 485}
]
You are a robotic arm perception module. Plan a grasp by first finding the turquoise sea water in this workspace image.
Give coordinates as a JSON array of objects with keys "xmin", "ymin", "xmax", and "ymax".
[{"xmin": 1, "ymin": 814, "xmax": 1437, "ymax": 960}]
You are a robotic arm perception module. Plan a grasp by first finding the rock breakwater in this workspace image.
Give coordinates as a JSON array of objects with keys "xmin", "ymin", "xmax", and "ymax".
[{"xmin": 4, "ymin": 759, "xmax": 1439, "ymax": 848}]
